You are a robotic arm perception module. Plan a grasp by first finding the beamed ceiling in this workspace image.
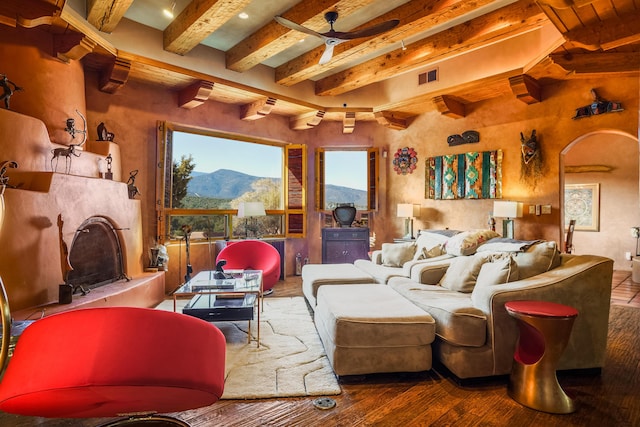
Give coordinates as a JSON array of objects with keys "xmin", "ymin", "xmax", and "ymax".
[{"xmin": 2, "ymin": 0, "xmax": 639, "ymax": 132}]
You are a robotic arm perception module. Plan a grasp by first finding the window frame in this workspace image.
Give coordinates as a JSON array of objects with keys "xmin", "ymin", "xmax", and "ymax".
[
  {"xmin": 315, "ymin": 147, "xmax": 379, "ymax": 213},
  {"xmin": 156, "ymin": 121, "xmax": 306, "ymax": 243}
]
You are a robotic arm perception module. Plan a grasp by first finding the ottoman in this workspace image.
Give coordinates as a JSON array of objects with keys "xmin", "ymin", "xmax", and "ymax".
[
  {"xmin": 302, "ymin": 263, "xmax": 375, "ymax": 309},
  {"xmin": 314, "ymin": 284, "xmax": 436, "ymax": 376}
]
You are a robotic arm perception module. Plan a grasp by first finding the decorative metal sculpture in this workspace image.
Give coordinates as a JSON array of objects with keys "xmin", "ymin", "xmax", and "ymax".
[
  {"xmin": 447, "ymin": 130, "xmax": 480, "ymax": 146},
  {"xmin": 0, "ymin": 160, "xmax": 18, "ymax": 187},
  {"xmin": 97, "ymin": 122, "xmax": 115, "ymax": 141},
  {"xmin": 51, "ymin": 110, "xmax": 87, "ymax": 174},
  {"xmin": 181, "ymin": 224, "xmax": 193, "ymax": 283},
  {"xmin": 573, "ymin": 89, "xmax": 623, "ymax": 119},
  {"xmin": 103, "ymin": 153, "xmax": 113, "ymax": 180},
  {"xmin": 0, "ymin": 74, "xmax": 22, "ymax": 109},
  {"xmin": 127, "ymin": 169, "xmax": 141, "ymax": 199},
  {"xmin": 520, "ymin": 130, "xmax": 539, "ymax": 165}
]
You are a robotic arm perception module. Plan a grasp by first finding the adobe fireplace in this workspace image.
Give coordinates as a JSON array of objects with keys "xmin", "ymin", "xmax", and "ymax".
[{"xmin": 66, "ymin": 216, "xmax": 129, "ymax": 296}]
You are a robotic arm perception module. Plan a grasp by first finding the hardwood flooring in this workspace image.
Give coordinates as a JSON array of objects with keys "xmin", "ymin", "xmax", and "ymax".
[{"xmin": 1, "ymin": 272, "xmax": 638, "ymax": 426}]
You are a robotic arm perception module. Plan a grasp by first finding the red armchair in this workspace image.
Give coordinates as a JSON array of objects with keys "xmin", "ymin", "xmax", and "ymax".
[
  {"xmin": 216, "ymin": 239, "xmax": 281, "ymax": 294},
  {"xmin": 0, "ymin": 305, "xmax": 226, "ymax": 426}
]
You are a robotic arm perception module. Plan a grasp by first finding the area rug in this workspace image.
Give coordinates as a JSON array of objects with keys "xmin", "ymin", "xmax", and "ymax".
[{"xmin": 155, "ymin": 296, "xmax": 341, "ymax": 399}]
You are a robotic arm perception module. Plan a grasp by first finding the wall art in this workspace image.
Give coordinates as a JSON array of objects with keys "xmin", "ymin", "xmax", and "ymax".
[
  {"xmin": 564, "ymin": 183, "xmax": 600, "ymax": 231},
  {"xmin": 425, "ymin": 149, "xmax": 502, "ymax": 200},
  {"xmin": 447, "ymin": 130, "xmax": 479, "ymax": 146},
  {"xmin": 393, "ymin": 147, "xmax": 418, "ymax": 175},
  {"xmin": 572, "ymin": 89, "xmax": 623, "ymax": 119}
]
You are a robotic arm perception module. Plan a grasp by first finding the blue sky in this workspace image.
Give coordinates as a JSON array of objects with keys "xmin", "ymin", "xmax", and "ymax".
[{"xmin": 173, "ymin": 131, "xmax": 367, "ymax": 190}]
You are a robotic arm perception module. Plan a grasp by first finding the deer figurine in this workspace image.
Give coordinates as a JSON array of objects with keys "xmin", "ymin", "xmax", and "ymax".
[{"xmin": 51, "ymin": 109, "xmax": 87, "ymax": 174}]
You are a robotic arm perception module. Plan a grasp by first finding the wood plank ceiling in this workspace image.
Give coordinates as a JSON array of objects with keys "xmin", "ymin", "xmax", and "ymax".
[{"xmin": 1, "ymin": 0, "xmax": 638, "ymax": 132}]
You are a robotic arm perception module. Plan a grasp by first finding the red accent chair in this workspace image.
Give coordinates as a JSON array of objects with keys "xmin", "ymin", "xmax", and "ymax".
[
  {"xmin": 0, "ymin": 305, "xmax": 226, "ymax": 426},
  {"xmin": 216, "ymin": 240, "xmax": 281, "ymax": 294}
]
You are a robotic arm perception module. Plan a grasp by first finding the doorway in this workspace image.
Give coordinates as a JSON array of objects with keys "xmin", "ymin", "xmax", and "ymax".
[{"xmin": 561, "ymin": 130, "xmax": 639, "ymax": 270}]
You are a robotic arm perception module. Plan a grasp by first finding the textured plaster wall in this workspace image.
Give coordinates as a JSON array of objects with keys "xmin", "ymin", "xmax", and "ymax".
[{"xmin": 382, "ymin": 78, "xmax": 639, "ymax": 262}]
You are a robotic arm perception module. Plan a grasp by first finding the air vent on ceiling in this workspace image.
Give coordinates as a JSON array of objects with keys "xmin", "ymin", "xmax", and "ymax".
[{"xmin": 418, "ymin": 68, "xmax": 438, "ymax": 85}]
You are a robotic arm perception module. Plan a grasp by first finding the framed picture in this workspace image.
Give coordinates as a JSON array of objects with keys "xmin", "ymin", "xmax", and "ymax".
[{"xmin": 564, "ymin": 183, "xmax": 600, "ymax": 231}]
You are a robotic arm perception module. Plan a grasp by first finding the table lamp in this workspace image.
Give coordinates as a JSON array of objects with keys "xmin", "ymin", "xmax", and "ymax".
[
  {"xmin": 397, "ymin": 203, "xmax": 420, "ymax": 239},
  {"xmin": 237, "ymin": 201, "xmax": 266, "ymax": 238},
  {"xmin": 493, "ymin": 201, "xmax": 523, "ymax": 239}
]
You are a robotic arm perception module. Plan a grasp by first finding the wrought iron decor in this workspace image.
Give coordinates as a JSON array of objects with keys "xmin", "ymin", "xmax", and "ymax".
[{"xmin": 425, "ymin": 149, "xmax": 502, "ymax": 200}]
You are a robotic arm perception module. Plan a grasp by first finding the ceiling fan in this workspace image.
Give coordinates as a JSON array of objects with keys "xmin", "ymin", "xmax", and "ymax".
[{"xmin": 274, "ymin": 11, "xmax": 399, "ymax": 65}]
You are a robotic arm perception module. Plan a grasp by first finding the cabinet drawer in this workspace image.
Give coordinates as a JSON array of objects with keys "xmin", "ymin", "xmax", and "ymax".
[{"xmin": 322, "ymin": 228, "xmax": 369, "ymax": 240}]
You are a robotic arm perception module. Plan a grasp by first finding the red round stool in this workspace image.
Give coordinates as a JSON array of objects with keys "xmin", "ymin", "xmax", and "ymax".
[
  {"xmin": 505, "ymin": 300, "xmax": 578, "ymax": 414},
  {"xmin": 0, "ymin": 307, "xmax": 226, "ymax": 426}
]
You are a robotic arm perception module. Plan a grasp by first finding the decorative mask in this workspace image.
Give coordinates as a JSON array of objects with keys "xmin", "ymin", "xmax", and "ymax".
[{"xmin": 520, "ymin": 130, "xmax": 538, "ymax": 165}]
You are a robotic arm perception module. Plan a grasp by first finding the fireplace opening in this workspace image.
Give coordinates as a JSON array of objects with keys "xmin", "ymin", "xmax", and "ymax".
[{"xmin": 67, "ymin": 217, "xmax": 128, "ymax": 293}]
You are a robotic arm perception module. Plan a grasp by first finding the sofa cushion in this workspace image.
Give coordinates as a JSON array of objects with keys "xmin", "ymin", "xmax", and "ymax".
[
  {"xmin": 439, "ymin": 254, "xmax": 490, "ymax": 293},
  {"xmin": 414, "ymin": 230, "xmax": 457, "ymax": 259},
  {"xmin": 476, "ymin": 238, "xmax": 541, "ymax": 253},
  {"xmin": 388, "ymin": 277, "xmax": 487, "ymax": 347},
  {"xmin": 444, "ymin": 229, "xmax": 500, "ymax": 256},
  {"xmin": 471, "ymin": 256, "xmax": 519, "ymax": 306},
  {"xmin": 513, "ymin": 241, "xmax": 561, "ymax": 279},
  {"xmin": 381, "ymin": 242, "xmax": 417, "ymax": 267}
]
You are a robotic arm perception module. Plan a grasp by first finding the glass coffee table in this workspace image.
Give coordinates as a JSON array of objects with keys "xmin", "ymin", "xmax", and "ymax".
[{"xmin": 173, "ymin": 269, "xmax": 263, "ymax": 347}]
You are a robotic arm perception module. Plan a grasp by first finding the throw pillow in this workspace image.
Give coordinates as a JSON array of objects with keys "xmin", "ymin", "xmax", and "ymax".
[
  {"xmin": 444, "ymin": 229, "xmax": 501, "ymax": 256},
  {"xmin": 513, "ymin": 241, "xmax": 561, "ymax": 279},
  {"xmin": 471, "ymin": 256, "xmax": 519, "ymax": 306},
  {"xmin": 413, "ymin": 230, "xmax": 456, "ymax": 261},
  {"xmin": 439, "ymin": 254, "xmax": 490, "ymax": 293},
  {"xmin": 412, "ymin": 244, "xmax": 444, "ymax": 261},
  {"xmin": 382, "ymin": 242, "xmax": 417, "ymax": 267}
]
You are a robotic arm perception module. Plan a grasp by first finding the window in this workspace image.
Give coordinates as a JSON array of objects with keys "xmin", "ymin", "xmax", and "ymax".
[
  {"xmin": 156, "ymin": 122, "xmax": 306, "ymax": 242},
  {"xmin": 315, "ymin": 147, "xmax": 379, "ymax": 212}
]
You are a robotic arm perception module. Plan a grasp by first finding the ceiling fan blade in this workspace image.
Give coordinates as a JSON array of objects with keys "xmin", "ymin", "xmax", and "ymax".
[
  {"xmin": 318, "ymin": 43, "xmax": 335, "ymax": 65},
  {"xmin": 274, "ymin": 16, "xmax": 325, "ymax": 39},
  {"xmin": 331, "ymin": 19, "xmax": 400, "ymax": 40}
]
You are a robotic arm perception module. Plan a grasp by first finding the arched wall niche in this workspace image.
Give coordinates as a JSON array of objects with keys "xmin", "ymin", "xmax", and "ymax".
[{"xmin": 560, "ymin": 129, "xmax": 639, "ymax": 270}]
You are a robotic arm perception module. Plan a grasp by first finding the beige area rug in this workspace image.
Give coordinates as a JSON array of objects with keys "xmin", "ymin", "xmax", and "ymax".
[{"xmin": 155, "ymin": 296, "xmax": 341, "ymax": 399}]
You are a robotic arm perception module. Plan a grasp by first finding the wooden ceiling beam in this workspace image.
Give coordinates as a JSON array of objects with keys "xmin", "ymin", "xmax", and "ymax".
[
  {"xmin": 240, "ymin": 97, "xmax": 278, "ymax": 121},
  {"xmin": 535, "ymin": 0, "xmax": 596, "ymax": 8},
  {"xmin": 86, "ymin": 0, "xmax": 134, "ymax": 33},
  {"xmin": 226, "ymin": 0, "xmax": 373, "ymax": 73},
  {"xmin": 276, "ymin": 0, "xmax": 496, "ymax": 87},
  {"xmin": 550, "ymin": 52, "xmax": 640, "ymax": 74},
  {"xmin": 509, "ymin": 74, "xmax": 541, "ymax": 104},
  {"xmin": 315, "ymin": 0, "xmax": 547, "ymax": 96},
  {"xmin": 290, "ymin": 110, "xmax": 325, "ymax": 130},
  {"xmin": 99, "ymin": 56, "xmax": 131, "ymax": 93},
  {"xmin": 178, "ymin": 81, "xmax": 215, "ymax": 109},
  {"xmin": 374, "ymin": 111, "xmax": 408, "ymax": 130},
  {"xmin": 343, "ymin": 112, "xmax": 356, "ymax": 134},
  {"xmin": 164, "ymin": 0, "xmax": 252, "ymax": 55},
  {"xmin": 433, "ymin": 95, "xmax": 466, "ymax": 118},
  {"xmin": 563, "ymin": 12, "xmax": 640, "ymax": 51},
  {"xmin": 54, "ymin": 33, "xmax": 97, "ymax": 63}
]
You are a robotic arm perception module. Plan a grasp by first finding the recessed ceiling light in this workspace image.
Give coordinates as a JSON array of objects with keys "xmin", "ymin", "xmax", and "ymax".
[{"xmin": 238, "ymin": 12, "xmax": 249, "ymax": 19}]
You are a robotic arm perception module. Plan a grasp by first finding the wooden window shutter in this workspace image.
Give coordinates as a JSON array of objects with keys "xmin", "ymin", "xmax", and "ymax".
[
  {"xmin": 367, "ymin": 148, "xmax": 379, "ymax": 211},
  {"xmin": 155, "ymin": 121, "xmax": 173, "ymax": 243},
  {"xmin": 315, "ymin": 148, "xmax": 325, "ymax": 211},
  {"xmin": 285, "ymin": 144, "xmax": 306, "ymax": 237}
]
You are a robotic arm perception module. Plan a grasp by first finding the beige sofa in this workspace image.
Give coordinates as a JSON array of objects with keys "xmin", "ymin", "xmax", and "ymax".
[{"xmin": 303, "ymin": 232, "xmax": 614, "ymax": 380}]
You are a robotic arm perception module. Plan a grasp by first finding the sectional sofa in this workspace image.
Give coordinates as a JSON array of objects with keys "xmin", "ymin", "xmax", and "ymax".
[{"xmin": 302, "ymin": 229, "xmax": 614, "ymax": 379}]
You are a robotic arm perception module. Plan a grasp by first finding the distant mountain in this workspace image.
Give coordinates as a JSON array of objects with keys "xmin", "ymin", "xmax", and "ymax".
[
  {"xmin": 187, "ymin": 169, "xmax": 276, "ymax": 199},
  {"xmin": 325, "ymin": 185, "xmax": 367, "ymax": 208},
  {"xmin": 187, "ymin": 168, "xmax": 366, "ymax": 204}
]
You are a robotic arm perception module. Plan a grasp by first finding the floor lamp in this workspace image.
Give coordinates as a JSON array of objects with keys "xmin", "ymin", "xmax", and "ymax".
[
  {"xmin": 493, "ymin": 201, "xmax": 523, "ymax": 239},
  {"xmin": 237, "ymin": 202, "xmax": 266, "ymax": 239}
]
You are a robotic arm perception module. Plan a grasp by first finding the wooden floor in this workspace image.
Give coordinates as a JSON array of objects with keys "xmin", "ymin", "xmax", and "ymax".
[{"xmin": 1, "ymin": 272, "xmax": 639, "ymax": 426}]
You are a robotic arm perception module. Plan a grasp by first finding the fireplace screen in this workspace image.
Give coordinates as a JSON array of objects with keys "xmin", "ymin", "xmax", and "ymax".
[{"xmin": 66, "ymin": 217, "xmax": 126, "ymax": 291}]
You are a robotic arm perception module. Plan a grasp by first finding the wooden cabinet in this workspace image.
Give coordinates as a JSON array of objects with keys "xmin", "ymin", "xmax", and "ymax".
[{"xmin": 322, "ymin": 228, "xmax": 370, "ymax": 264}]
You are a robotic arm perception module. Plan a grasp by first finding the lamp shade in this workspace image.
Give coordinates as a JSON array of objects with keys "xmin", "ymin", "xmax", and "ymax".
[
  {"xmin": 237, "ymin": 202, "xmax": 266, "ymax": 218},
  {"xmin": 397, "ymin": 203, "xmax": 419, "ymax": 218},
  {"xmin": 493, "ymin": 201, "xmax": 523, "ymax": 219}
]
